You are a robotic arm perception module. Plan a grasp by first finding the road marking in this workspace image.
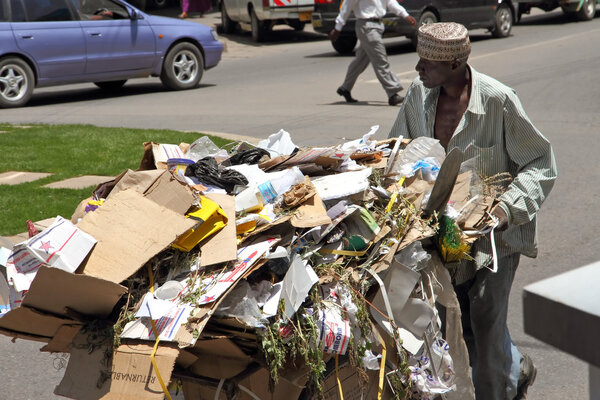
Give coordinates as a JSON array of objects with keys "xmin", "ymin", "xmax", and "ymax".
[{"xmin": 365, "ymin": 27, "xmax": 600, "ymax": 83}]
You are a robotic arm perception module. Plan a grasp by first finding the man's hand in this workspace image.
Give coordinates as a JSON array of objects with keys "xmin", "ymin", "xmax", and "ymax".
[
  {"xmin": 491, "ymin": 206, "xmax": 509, "ymax": 232},
  {"xmin": 329, "ymin": 29, "xmax": 341, "ymax": 42},
  {"xmin": 405, "ymin": 15, "xmax": 416, "ymax": 26}
]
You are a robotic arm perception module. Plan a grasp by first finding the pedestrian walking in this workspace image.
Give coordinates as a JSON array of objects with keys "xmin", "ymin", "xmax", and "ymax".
[
  {"xmin": 388, "ymin": 22, "xmax": 557, "ymax": 400},
  {"xmin": 179, "ymin": 0, "xmax": 212, "ymax": 18},
  {"xmin": 329, "ymin": 0, "xmax": 416, "ymax": 105}
]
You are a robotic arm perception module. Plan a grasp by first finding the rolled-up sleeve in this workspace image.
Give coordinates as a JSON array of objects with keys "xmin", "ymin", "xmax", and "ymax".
[
  {"xmin": 498, "ymin": 91, "xmax": 558, "ymax": 226},
  {"xmin": 385, "ymin": 0, "xmax": 408, "ymax": 18},
  {"xmin": 335, "ymin": 0, "xmax": 356, "ymax": 31}
]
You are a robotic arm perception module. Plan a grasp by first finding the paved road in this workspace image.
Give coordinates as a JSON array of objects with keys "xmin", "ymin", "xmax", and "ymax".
[{"xmin": 2, "ymin": 5, "xmax": 600, "ymax": 399}]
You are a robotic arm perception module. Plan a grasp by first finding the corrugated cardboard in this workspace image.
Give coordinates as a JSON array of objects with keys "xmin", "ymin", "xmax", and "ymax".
[
  {"xmin": 40, "ymin": 324, "xmax": 82, "ymax": 353},
  {"xmin": 188, "ymin": 338, "xmax": 252, "ymax": 380},
  {"xmin": 22, "ymin": 265, "xmax": 126, "ymax": 318},
  {"xmin": 321, "ymin": 359, "xmax": 392, "ymax": 400},
  {"xmin": 56, "ymin": 331, "xmax": 179, "ymax": 400},
  {"xmin": 143, "ymin": 171, "xmax": 195, "ymax": 215},
  {"xmin": 182, "ymin": 367, "xmax": 305, "ymax": 400},
  {"xmin": 0, "ymin": 306, "xmax": 80, "ymax": 340},
  {"xmin": 77, "ymin": 190, "xmax": 196, "ymax": 284}
]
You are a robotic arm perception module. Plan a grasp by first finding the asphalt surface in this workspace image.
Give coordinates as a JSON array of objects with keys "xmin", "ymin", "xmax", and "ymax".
[{"xmin": 1, "ymin": 4, "xmax": 600, "ymax": 399}]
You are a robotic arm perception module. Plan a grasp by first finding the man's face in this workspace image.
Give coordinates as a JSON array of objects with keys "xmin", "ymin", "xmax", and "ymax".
[{"xmin": 415, "ymin": 58, "xmax": 454, "ymax": 88}]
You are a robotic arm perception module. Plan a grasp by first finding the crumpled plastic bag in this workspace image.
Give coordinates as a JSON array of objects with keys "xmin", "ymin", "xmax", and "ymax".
[{"xmin": 185, "ymin": 157, "xmax": 248, "ymax": 193}]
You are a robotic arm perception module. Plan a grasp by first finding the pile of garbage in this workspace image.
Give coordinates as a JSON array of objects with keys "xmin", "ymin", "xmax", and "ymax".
[{"xmin": 0, "ymin": 127, "xmax": 504, "ymax": 400}]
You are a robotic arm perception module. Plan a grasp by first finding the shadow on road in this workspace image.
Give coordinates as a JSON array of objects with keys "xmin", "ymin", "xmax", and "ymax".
[
  {"xmin": 517, "ymin": 9, "xmax": 600, "ymax": 25},
  {"xmin": 25, "ymin": 82, "xmax": 215, "ymax": 108}
]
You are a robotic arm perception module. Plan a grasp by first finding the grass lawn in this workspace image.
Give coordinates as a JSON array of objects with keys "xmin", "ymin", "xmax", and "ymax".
[{"xmin": 0, "ymin": 124, "xmax": 230, "ymax": 236}]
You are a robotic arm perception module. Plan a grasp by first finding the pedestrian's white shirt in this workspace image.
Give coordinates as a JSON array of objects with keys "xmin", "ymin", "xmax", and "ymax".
[{"xmin": 334, "ymin": 0, "xmax": 409, "ymax": 31}]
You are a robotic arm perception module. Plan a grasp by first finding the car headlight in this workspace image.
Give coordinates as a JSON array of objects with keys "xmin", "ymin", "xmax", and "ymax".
[{"xmin": 210, "ymin": 29, "xmax": 219, "ymax": 41}]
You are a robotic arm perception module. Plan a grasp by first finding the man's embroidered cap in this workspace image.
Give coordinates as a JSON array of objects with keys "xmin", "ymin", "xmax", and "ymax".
[{"xmin": 417, "ymin": 22, "xmax": 471, "ymax": 61}]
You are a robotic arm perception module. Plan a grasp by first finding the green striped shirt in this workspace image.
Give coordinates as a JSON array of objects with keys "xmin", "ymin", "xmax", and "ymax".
[{"xmin": 389, "ymin": 66, "xmax": 557, "ymax": 277}]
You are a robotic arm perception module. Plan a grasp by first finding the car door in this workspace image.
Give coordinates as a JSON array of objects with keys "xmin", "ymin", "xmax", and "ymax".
[
  {"xmin": 439, "ymin": 0, "xmax": 495, "ymax": 26},
  {"xmin": 10, "ymin": 0, "xmax": 86, "ymax": 82},
  {"xmin": 75, "ymin": 0, "xmax": 156, "ymax": 75}
]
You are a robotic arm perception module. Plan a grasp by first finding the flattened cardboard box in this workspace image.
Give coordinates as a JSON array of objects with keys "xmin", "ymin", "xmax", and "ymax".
[
  {"xmin": 56, "ymin": 331, "xmax": 179, "ymax": 400},
  {"xmin": 0, "ymin": 265, "xmax": 125, "ymax": 345},
  {"xmin": 77, "ymin": 190, "xmax": 196, "ymax": 284},
  {"xmin": 23, "ymin": 266, "xmax": 127, "ymax": 319}
]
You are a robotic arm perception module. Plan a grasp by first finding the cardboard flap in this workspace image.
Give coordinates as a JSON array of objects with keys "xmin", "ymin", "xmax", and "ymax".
[
  {"xmin": 41, "ymin": 324, "xmax": 82, "ymax": 353},
  {"xmin": 22, "ymin": 266, "xmax": 127, "ymax": 319},
  {"xmin": 56, "ymin": 330, "xmax": 179, "ymax": 400},
  {"xmin": 107, "ymin": 169, "xmax": 164, "ymax": 200},
  {"xmin": 189, "ymin": 338, "xmax": 252, "ymax": 379},
  {"xmin": 199, "ymin": 194, "xmax": 237, "ymax": 267},
  {"xmin": 77, "ymin": 190, "xmax": 196, "ymax": 284},
  {"xmin": 143, "ymin": 171, "xmax": 195, "ymax": 215},
  {"xmin": 0, "ymin": 306, "xmax": 81, "ymax": 340}
]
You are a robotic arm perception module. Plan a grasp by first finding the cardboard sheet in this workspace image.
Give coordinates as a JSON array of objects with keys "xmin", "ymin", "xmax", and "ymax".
[
  {"xmin": 199, "ymin": 194, "xmax": 237, "ymax": 267},
  {"xmin": 0, "ymin": 306, "xmax": 80, "ymax": 340},
  {"xmin": 188, "ymin": 338, "xmax": 252, "ymax": 379},
  {"xmin": 77, "ymin": 190, "xmax": 196, "ymax": 284},
  {"xmin": 56, "ymin": 331, "xmax": 179, "ymax": 400},
  {"xmin": 143, "ymin": 171, "xmax": 195, "ymax": 215},
  {"xmin": 22, "ymin": 266, "xmax": 126, "ymax": 319},
  {"xmin": 290, "ymin": 190, "xmax": 332, "ymax": 228}
]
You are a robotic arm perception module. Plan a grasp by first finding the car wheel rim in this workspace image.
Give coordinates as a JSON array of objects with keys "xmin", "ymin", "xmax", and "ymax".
[
  {"xmin": 0, "ymin": 64, "xmax": 28, "ymax": 102},
  {"xmin": 498, "ymin": 8, "xmax": 511, "ymax": 33},
  {"xmin": 172, "ymin": 50, "xmax": 198, "ymax": 84},
  {"xmin": 422, "ymin": 16, "xmax": 436, "ymax": 25},
  {"xmin": 585, "ymin": 0, "xmax": 595, "ymax": 16}
]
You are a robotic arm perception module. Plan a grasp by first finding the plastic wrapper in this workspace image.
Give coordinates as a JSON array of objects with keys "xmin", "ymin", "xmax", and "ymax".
[{"xmin": 388, "ymin": 137, "xmax": 445, "ymax": 180}]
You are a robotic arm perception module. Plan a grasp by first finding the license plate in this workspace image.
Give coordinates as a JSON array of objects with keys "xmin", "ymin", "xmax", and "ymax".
[
  {"xmin": 312, "ymin": 18, "xmax": 323, "ymax": 27},
  {"xmin": 299, "ymin": 11, "xmax": 312, "ymax": 21}
]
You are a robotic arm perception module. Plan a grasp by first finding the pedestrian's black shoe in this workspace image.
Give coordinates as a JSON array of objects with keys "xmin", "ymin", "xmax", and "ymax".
[
  {"xmin": 388, "ymin": 93, "xmax": 404, "ymax": 106},
  {"xmin": 337, "ymin": 87, "xmax": 358, "ymax": 103},
  {"xmin": 514, "ymin": 354, "xmax": 537, "ymax": 400}
]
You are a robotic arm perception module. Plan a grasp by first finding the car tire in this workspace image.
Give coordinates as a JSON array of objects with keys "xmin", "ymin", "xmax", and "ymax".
[
  {"xmin": 575, "ymin": 0, "xmax": 596, "ymax": 20},
  {"xmin": 221, "ymin": 2, "xmax": 237, "ymax": 34},
  {"xmin": 289, "ymin": 20, "xmax": 306, "ymax": 31},
  {"xmin": 0, "ymin": 57, "xmax": 34, "ymax": 108},
  {"xmin": 160, "ymin": 42, "xmax": 204, "ymax": 91},
  {"xmin": 94, "ymin": 80, "xmax": 127, "ymax": 90},
  {"xmin": 491, "ymin": 3, "xmax": 513, "ymax": 38},
  {"xmin": 149, "ymin": 0, "xmax": 167, "ymax": 8},
  {"xmin": 410, "ymin": 10, "xmax": 438, "ymax": 47},
  {"xmin": 251, "ymin": 8, "xmax": 267, "ymax": 42},
  {"xmin": 332, "ymin": 35, "xmax": 357, "ymax": 55}
]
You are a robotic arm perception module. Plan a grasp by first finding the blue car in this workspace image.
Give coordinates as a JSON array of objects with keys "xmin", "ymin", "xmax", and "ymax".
[{"xmin": 0, "ymin": 0, "xmax": 224, "ymax": 108}]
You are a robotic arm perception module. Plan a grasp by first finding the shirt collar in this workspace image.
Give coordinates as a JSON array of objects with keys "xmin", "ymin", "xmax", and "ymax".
[{"xmin": 466, "ymin": 65, "xmax": 485, "ymax": 115}]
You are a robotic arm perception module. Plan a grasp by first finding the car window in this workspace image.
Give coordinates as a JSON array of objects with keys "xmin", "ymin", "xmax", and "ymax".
[
  {"xmin": 27, "ymin": 0, "xmax": 75, "ymax": 21},
  {"xmin": 9, "ymin": 0, "xmax": 26, "ymax": 22},
  {"xmin": 73, "ymin": 0, "xmax": 129, "ymax": 20}
]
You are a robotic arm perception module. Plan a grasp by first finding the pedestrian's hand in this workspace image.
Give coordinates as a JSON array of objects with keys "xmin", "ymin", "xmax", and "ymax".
[
  {"xmin": 491, "ymin": 205, "xmax": 509, "ymax": 231},
  {"xmin": 329, "ymin": 29, "xmax": 340, "ymax": 42},
  {"xmin": 405, "ymin": 15, "xmax": 417, "ymax": 26}
]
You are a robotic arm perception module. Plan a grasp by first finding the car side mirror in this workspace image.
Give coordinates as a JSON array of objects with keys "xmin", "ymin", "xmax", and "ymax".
[{"xmin": 129, "ymin": 9, "xmax": 142, "ymax": 19}]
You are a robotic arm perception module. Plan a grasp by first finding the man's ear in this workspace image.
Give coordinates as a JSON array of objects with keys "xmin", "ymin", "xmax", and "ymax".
[{"xmin": 450, "ymin": 59, "xmax": 462, "ymax": 70}]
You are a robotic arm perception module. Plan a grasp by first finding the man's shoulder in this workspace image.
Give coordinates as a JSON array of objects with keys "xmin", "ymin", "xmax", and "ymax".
[{"xmin": 473, "ymin": 68, "xmax": 515, "ymax": 98}]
